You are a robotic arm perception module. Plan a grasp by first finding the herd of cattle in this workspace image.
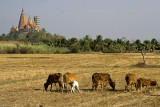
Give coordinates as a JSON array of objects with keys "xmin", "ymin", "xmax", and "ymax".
[{"xmin": 44, "ymin": 72, "xmax": 158, "ymax": 93}]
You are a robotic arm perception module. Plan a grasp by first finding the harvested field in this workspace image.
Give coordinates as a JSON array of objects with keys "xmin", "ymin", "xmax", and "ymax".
[{"xmin": 0, "ymin": 53, "xmax": 160, "ymax": 107}]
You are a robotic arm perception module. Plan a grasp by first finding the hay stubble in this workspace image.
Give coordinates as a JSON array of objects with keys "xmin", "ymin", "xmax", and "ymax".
[{"xmin": 0, "ymin": 53, "xmax": 160, "ymax": 107}]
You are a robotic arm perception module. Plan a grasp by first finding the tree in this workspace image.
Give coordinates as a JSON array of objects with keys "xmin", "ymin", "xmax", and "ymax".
[
  {"xmin": 126, "ymin": 40, "xmax": 131, "ymax": 52},
  {"xmin": 151, "ymin": 38, "xmax": 158, "ymax": 51},
  {"xmin": 93, "ymin": 35, "xmax": 103, "ymax": 51},
  {"xmin": 141, "ymin": 50, "xmax": 146, "ymax": 64},
  {"xmin": 70, "ymin": 42, "xmax": 81, "ymax": 53},
  {"xmin": 134, "ymin": 39, "xmax": 142, "ymax": 51},
  {"xmin": 143, "ymin": 40, "xmax": 151, "ymax": 51},
  {"xmin": 79, "ymin": 35, "xmax": 93, "ymax": 52}
]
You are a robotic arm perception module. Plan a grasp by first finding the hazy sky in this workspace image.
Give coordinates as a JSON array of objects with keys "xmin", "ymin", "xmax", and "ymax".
[{"xmin": 0, "ymin": 0, "xmax": 160, "ymax": 41}]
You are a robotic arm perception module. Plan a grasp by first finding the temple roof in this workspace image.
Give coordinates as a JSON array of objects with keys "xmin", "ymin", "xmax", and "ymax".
[
  {"xmin": 18, "ymin": 9, "xmax": 27, "ymax": 29},
  {"xmin": 27, "ymin": 16, "xmax": 33, "ymax": 26}
]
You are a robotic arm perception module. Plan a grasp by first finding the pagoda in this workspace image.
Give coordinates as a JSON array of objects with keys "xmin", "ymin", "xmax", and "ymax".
[
  {"xmin": 26, "ymin": 16, "xmax": 37, "ymax": 29},
  {"xmin": 10, "ymin": 9, "xmax": 40, "ymax": 33},
  {"xmin": 10, "ymin": 26, "xmax": 16, "ymax": 33},
  {"xmin": 18, "ymin": 9, "xmax": 27, "ymax": 29}
]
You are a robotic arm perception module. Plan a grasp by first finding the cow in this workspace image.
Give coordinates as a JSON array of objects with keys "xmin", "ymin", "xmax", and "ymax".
[
  {"xmin": 92, "ymin": 73, "xmax": 115, "ymax": 91},
  {"xmin": 68, "ymin": 81, "xmax": 80, "ymax": 93},
  {"xmin": 125, "ymin": 73, "xmax": 137, "ymax": 92},
  {"xmin": 137, "ymin": 78, "xmax": 158, "ymax": 92},
  {"xmin": 63, "ymin": 72, "xmax": 77, "ymax": 92},
  {"xmin": 44, "ymin": 73, "xmax": 63, "ymax": 92}
]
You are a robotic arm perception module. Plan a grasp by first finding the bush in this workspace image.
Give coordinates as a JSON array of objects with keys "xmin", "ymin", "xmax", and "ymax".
[
  {"xmin": 54, "ymin": 47, "xmax": 70, "ymax": 54},
  {"xmin": 70, "ymin": 43, "xmax": 81, "ymax": 53},
  {"xmin": 19, "ymin": 46, "xmax": 33, "ymax": 54},
  {"xmin": 0, "ymin": 46, "xmax": 17, "ymax": 54}
]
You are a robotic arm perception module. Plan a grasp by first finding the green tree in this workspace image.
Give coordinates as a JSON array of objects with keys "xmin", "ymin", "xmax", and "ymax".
[
  {"xmin": 143, "ymin": 40, "xmax": 151, "ymax": 51},
  {"xmin": 151, "ymin": 38, "xmax": 158, "ymax": 51},
  {"xmin": 134, "ymin": 39, "xmax": 142, "ymax": 51},
  {"xmin": 79, "ymin": 35, "xmax": 93, "ymax": 52},
  {"xmin": 93, "ymin": 35, "xmax": 103, "ymax": 51}
]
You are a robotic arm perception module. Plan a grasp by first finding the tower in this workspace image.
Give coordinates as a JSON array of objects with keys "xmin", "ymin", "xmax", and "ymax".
[
  {"xmin": 18, "ymin": 9, "xmax": 27, "ymax": 29},
  {"xmin": 34, "ymin": 16, "xmax": 40, "ymax": 30},
  {"xmin": 10, "ymin": 26, "xmax": 15, "ymax": 33}
]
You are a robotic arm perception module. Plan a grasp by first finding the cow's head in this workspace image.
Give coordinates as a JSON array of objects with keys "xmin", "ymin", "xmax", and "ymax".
[
  {"xmin": 111, "ymin": 82, "xmax": 115, "ymax": 90},
  {"xmin": 44, "ymin": 83, "xmax": 48, "ymax": 91},
  {"xmin": 151, "ymin": 81, "xmax": 158, "ymax": 87}
]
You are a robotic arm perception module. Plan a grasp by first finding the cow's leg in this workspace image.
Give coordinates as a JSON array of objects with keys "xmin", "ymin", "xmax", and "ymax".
[
  {"xmin": 140, "ymin": 84, "xmax": 142, "ymax": 92},
  {"xmin": 76, "ymin": 86, "xmax": 80, "ymax": 92},
  {"xmin": 127, "ymin": 84, "xmax": 130, "ymax": 92},
  {"xmin": 125, "ymin": 85, "xmax": 127, "ymax": 91},
  {"xmin": 95, "ymin": 85, "xmax": 98, "ymax": 91},
  {"xmin": 71, "ymin": 86, "xmax": 73, "ymax": 93},
  {"xmin": 73, "ymin": 87, "xmax": 75, "ymax": 93},
  {"xmin": 103, "ymin": 83, "xmax": 107, "ymax": 90},
  {"xmin": 135, "ymin": 83, "xmax": 138, "ymax": 91},
  {"xmin": 71, "ymin": 86, "xmax": 75, "ymax": 93},
  {"xmin": 58, "ymin": 82, "xmax": 63, "ymax": 92},
  {"xmin": 65, "ymin": 81, "xmax": 68, "ymax": 92},
  {"xmin": 145, "ymin": 86, "xmax": 150, "ymax": 93},
  {"xmin": 64, "ymin": 83, "xmax": 66, "ymax": 89},
  {"xmin": 131, "ymin": 83, "xmax": 133, "ymax": 91},
  {"xmin": 92, "ymin": 83, "xmax": 95, "ymax": 91},
  {"xmin": 55, "ymin": 83, "xmax": 58, "ymax": 90},
  {"xmin": 50, "ymin": 83, "xmax": 52, "ymax": 91},
  {"xmin": 101, "ymin": 84, "xmax": 103, "ymax": 91},
  {"xmin": 92, "ymin": 85, "xmax": 94, "ymax": 91}
]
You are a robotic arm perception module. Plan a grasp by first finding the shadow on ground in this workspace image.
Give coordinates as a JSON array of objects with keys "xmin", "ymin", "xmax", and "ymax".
[{"xmin": 131, "ymin": 63, "xmax": 160, "ymax": 68}]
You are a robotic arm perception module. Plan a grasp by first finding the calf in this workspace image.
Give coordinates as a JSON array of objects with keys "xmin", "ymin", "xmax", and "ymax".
[
  {"xmin": 125, "ymin": 73, "xmax": 137, "ymax": 91},
  {"xmin": 44, "ymin": 73, "xmax": 63, "ymax": 91},
  {"xmin": 137, "ymin": 78, "xmax": 158, "ymax": 92}
]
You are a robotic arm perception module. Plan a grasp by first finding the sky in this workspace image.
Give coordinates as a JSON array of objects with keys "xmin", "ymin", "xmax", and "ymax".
[{"xmin": 0, "ymin": 0, "xmax": 160, "ymax": 41}]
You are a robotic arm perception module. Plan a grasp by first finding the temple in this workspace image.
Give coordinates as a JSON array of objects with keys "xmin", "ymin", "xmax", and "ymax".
[{"xmin": 11, "ymin": 9, "xmax": 40, "ymax": 32}]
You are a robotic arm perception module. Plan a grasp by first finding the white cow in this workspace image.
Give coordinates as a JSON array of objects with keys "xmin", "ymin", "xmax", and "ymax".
[{"xmin": 69, "ymin": 81, "xmax": 80, "ymax": 93}]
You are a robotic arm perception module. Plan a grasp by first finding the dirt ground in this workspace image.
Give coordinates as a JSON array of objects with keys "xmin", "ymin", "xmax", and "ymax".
[{"xmin": 0, "ymin": 53, "xmax": 160, "ymax": 107}]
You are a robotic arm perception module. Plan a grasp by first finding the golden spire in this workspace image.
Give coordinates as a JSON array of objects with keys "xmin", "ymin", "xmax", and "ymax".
[
  {"xmin": 18, "ymin": 8, "xmax": 27, "ymax": 29},
  {"xmin": 27, "ymin": 16, "xmax": 33, "ymax": 28}
]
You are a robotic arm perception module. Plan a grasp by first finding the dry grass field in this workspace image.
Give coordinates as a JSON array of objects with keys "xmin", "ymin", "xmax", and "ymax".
[{"xmin": 0, "ymin": 53, "xmax": 160, "ymax": 107}]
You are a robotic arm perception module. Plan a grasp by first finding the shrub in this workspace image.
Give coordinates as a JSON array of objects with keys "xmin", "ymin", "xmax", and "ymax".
[
  {"xmin": 70, "ymin": 43, "xmax": 81, "ymax": 53},
  {"xmin": 19, "ymin": 46, "xmax": 33, "ymax": 54}
]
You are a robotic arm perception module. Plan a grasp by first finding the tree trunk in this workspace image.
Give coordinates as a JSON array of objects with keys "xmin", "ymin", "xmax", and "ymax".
[{"xmin": 141, "ymin": 50, "xmax": 146, "ymax": 64}]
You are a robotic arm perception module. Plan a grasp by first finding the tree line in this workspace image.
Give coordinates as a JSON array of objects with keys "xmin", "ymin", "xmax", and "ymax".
[{"xmin": 0, "ymin": 29, "xmax": 160, "ymax": 53}]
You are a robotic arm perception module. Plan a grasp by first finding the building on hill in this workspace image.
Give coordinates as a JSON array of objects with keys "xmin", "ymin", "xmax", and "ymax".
[
  {"xmin": 10, "ymin": 9, "xmax": 40, "ymax": 33},
  {"xmin": 34, "ymin": 16, "xmax": 40, "ymax": 30}
]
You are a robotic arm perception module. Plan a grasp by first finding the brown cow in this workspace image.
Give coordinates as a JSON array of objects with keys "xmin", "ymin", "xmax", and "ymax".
[
  {"xmin": 63, "ymin": 72, "xmax": 77, "ymax": 91},
  {"xmin": 125, "ymin": 73, "xmax": 137, "ymax": 91},
  {"xmin": 92, "ymin": 73, "xmax": 115, "ymax": 91},
  {"xmin": 137, "ymin": 78, "xmax": 158, "ymax": 92},
  {"xmin": 44, "ymin": 73, "xmax": 63, "ymax": 91}
]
